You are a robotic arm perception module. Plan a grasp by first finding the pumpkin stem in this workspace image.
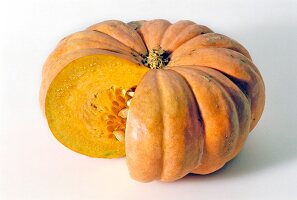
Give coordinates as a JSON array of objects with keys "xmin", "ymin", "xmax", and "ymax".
[{"xmin": 142, "ymin": 48, "xmax": 170, "ymax": 69}]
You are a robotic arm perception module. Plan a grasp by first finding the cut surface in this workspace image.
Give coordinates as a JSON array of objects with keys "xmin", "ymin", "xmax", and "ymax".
[{"xmin": 45, "ymin": 54, "xmax": 148, "ymax": 158}]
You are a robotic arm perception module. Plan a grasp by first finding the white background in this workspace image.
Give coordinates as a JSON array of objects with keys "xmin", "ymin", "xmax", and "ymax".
[{"xmin": 1, "ymin": 0, "xmax": 297, "ymax": 199}]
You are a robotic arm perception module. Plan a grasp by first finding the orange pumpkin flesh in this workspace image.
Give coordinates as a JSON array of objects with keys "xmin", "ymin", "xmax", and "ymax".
[
  {"xmin": 45, "ymin": 54, "xmax": 148, "ymax": 157},
  {"xmin": 40, "ymin": 19, "xmax": 265, "ymax": 182}
]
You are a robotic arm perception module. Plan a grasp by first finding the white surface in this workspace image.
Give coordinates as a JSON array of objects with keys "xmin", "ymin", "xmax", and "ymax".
[{"xmin": 1, "ymin": 0, "xmax": 297, "ymax": 199}]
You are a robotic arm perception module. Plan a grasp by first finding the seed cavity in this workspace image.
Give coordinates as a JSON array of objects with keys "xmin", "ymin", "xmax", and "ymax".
[{"xmin": 84, "ymin": 85, "xmax": 136, "ymax": 142}]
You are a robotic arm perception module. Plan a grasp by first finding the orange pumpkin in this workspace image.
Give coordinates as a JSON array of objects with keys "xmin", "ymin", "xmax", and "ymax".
[{"xmin": 40, "ymin": 19, "xmax": 265, "ymax": 182}]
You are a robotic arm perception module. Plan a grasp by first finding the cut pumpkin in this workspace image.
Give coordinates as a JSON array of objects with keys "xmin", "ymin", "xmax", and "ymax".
[
  {"xmin": 40, "ymin": 19, "xmax": 265, "ymax": 182},
  {"xmin": 45, "ymin": 54, "xmax": 147, "ymax": 158}
]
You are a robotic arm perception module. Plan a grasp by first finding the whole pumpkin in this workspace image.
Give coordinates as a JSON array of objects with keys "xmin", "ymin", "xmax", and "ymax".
[{"xmin": 40, "ymin": 19, "xmax": 265, "ymax": 182}]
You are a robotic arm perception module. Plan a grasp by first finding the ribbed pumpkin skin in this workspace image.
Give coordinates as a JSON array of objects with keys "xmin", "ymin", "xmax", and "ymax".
[
  {"xmin": 40, "ymin": 19, "xmax": 265, "ymax": 182},
  {"xmin": 126, "ymin": 20, "xmax": 264, "ymax": 181}
]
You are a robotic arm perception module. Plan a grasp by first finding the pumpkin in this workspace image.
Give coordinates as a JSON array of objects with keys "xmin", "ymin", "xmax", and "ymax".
[{"xmin": 40, "ymin": 19, "xmax": 265, "ymax": 182}]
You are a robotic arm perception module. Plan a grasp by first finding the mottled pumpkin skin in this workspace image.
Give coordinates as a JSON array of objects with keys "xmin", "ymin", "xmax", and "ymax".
[{"xmin": 40, "ymin": 19, "xmax": 265, "ymax": 182}]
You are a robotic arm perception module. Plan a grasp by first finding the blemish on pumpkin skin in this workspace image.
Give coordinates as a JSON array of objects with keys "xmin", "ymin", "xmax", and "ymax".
[
  {"xmin": 189, "ymin": 49, "xmax": 197, "ymax": 55},
  {"xmin": 206, "ymin": 35, "xmax": 222, "ymax": 44},
  {"xmin": 240, "ymin": 59, "xmax": 246, "ymax": 63},
  {"xmin": 131, "ymin": 51, "xmax": 139, "ymax": 58},
  {"xmin": 202, "ymin": 75, "xmax": 211, "ymax": 82}
]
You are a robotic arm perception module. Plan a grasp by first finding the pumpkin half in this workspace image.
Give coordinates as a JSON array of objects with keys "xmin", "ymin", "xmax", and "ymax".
[{"xmin": 40, "ymin": 19, "xmax": 265, "ymax": 182}]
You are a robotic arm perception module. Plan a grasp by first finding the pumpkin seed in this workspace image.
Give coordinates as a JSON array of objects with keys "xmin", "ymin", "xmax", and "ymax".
[
  {"xmin": 127, "ymin": 91, "xmax": 135, "ymax": 97},
  {"xmin": 127, "ymin": 99, "xmax": 132, "ymax": 106},
  {"xmin": 118, "ymin": 108, "xmax": 128, "ymax": 118},
  {"xmin": 113, "ymin": 131, "xmax": 125, "ymax": 142}
]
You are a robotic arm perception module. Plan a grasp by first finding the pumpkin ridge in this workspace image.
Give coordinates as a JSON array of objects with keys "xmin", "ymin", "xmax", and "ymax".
[
  {"xmin": 138, "ymin": 19, "xmax": 171, "ymax": 51},
  {"xmin": 170, "ymin": 66, "xmax": 240, "ymax": 174},
  {"xmin": 160, "ymin": 20, "xmax": 196, "ymax": 51},
  {"xmin": 155, "ymin": 70, "xmax": 165, "ymax": 180},
  {"xmin": 167, "ymin": 68, "xmax": 205, "ymax": 167},
  {"xmin": 158, "ymin": 22, "xmax": 172, "ymax": 47},
  {"xmin": 54, "ymin": 38, "xmax": 135, "ymax": 58},
  {"xmin": 125, "ymin": 70, "xmax": 164, "ymax": 181},
  {"xmin": 172, "ymin": 64, "xmax": 251, "ymax": 100},
  {"xmin": 166, "ymin": 68, "xmax": 205, "ymax": 124},
  {"xmin": 127, "ymin": 20, "xmax": 147, "ymax": 31},
  {"xmin": 87, "ymin": 47, "xmax": 143, "ymax": 64},
  {"xmin": 87, "ymin": 20, "xmax": 147, "ymax": 55},
  {"xmin": 128, "ymin": 21, "xmax": 149, "ymax": 52},
  {"xmin": 42, "ymin": 31, "xmax": 143, "ymax": 76},
  {"xmin": 178, "ymin": 65, "xmax": 244, "ymax": 145},
  {"xmin": 194, "ymin": 66, "xmax": 251, "ymax": 160},
  {"xmin": 193, "ymin": 71, "xmax": 241, "ymax": 172},
  {"xmin": 214, "ymin": 48, "xmax": 261, "ymax": 77},
  {"xmin": 193, "ymin": 67, "xmax": 241, "ymax": 160},
  {"xmin": 169, "ymin": 47, "xmax": 265, "ymax": 130},
  {"xmin": 161, "ymin": 22, "xmax": 213, "ymax": 52},
  {"xmin": 90, "ymin": 29, "xmax": 144, "ymax": 60},
  {"xmin": 155, "ymin": 70, "xmax": 203, "ymax": 180},
  {"xmin": 171, "ymin": 33, "xmax": 251, "ymax": 60}
]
